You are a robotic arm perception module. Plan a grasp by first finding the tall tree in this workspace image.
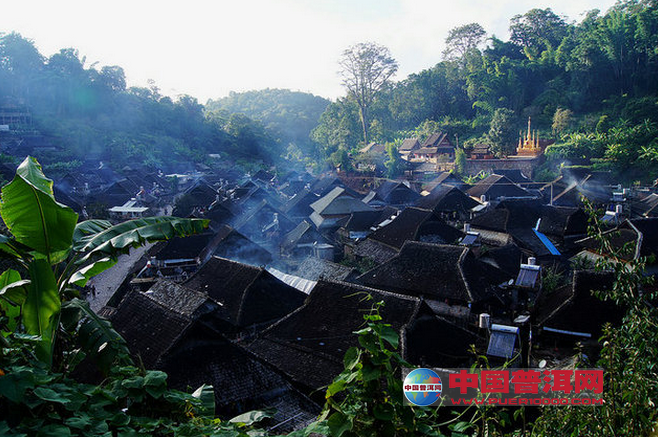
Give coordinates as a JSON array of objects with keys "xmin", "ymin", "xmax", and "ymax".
[
  {"xmin": 443, "ymin": 23, "xmax": 487, "ymax": 60},
  {"xmin": 339, "ymin": 42, "xmax": 398, "ymax": 145},
  {"xmin": 509, "ymin": 8, "xmax": 568, "ymax": 57},
  {"xmin": 487, "ymin": 108, "xmax": 518, "ymax": 157}
]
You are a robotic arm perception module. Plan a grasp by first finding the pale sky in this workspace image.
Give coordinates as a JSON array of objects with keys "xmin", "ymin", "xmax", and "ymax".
[{"xmin": 0, "ymin": 0, "xmax": 618, "ymax": 103}]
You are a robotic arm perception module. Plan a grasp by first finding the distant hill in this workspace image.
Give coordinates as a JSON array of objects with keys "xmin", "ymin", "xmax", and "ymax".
[{"xmin": 207, "ymin": 89, "xmax": 330, "ymax": 156}]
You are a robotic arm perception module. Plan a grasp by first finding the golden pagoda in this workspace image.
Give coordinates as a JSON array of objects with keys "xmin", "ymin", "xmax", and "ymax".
[{"xmin": 516, "ymin": 117, "xmax": 542, "ymax": 156}]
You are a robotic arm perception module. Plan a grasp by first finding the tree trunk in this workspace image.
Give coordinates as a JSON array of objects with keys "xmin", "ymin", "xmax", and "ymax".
[{"xmin": 359, "ymin": 105, "xmax": 369, "ymax": 145}]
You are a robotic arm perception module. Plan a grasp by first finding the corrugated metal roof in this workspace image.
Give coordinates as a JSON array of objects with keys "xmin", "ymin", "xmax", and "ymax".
[{"xmin": 532, "ymin": 229, "xmax": 561, "ymax": 256}]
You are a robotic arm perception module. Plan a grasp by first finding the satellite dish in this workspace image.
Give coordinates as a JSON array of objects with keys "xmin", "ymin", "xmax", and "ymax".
[{"xmin": 539, "ymin": 359, "xmax": 547, "ymax": 368}]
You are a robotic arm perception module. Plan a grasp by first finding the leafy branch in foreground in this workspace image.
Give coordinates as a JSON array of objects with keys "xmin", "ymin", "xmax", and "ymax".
[
  {"xmin": 532, "ymin": 198, "xmax": 658, "ymax": 436},
  {"xmin": 0, "ymin": 157, "xmax": 274, "ymax": 435},
  {"xmin": 293, "ymin": 296, "xmax": 522, "ymax": 437},
  {"xmin": 0, "ymin": 156, "xmax": 208, "ymax": 368}
]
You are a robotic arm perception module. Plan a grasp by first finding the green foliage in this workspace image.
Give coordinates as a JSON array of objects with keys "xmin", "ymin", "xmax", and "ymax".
[
  {"xmin": 311, "ymin": 97, "xmax": 361, "ymax": 161},
  {"xmin": 339, "ymin": 42, "xmax": 399, "ymax": 145},
  {"xmin": 454, "ymin": 147, "xmax": 466, "ymax": 175},
  {"xmin": 487, "ymin": 108, "xmax": 518, "ymax": 157},
  {"xmin": 0, "ymin": 157, "xmax": 267, "ymax": 436},
  {"xmin": 0, "ymin": 157, "xmax": 208, "ymax": 369},
  {"xmin": 306, "ymin": 299, "xmax": 430, "ymax": 437},
  {"xmin": 0, "ymin": 334, "xmax": 257, "ymax": 436},
  {"xmin": 444, "ymin": 23, "xmax": 487, "ymax": 60},
  {"xmin": 0, "ymin": 32, "xmax": 276, "ymax": 169},
  {"xmin": 329, "ymin": 148, "xmax": 352, "ymax": 172},
  {"xmin": 206, "ymin": 88, "xmax": 330, "ymax": 160},
  {"xmin": 540, "ymin": 265, "xmax": 565, "ymax": 294},
  {"xmin": 552, "ymin": 107, "xmax": 573, "ymax": 137},
  {"xmin": 384, "ymin": 143, "xmax": 403, "ymax": 178},
  {"xmin": 533, "ymin": 198, "xmax": 658, "ymax": 436}
]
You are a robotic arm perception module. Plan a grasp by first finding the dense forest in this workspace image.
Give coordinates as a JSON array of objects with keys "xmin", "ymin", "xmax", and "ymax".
[
  {"xmin": 2, "ymin": 0, "xmax": 658, "ymax": 181},
  {"xmin": 312, "ymin": 0, "xmax": 658, "ymax": 182},
  {"xmin": 206, "ymin": 89, "xmax": 330, "ymax": 165},
  {"xmin": 0, "ymin": 37, "xmax": 325, "ymax": 173},
  {"xmin": 2, "ymin": 2, "xmax": 658, "ymax": 436}
]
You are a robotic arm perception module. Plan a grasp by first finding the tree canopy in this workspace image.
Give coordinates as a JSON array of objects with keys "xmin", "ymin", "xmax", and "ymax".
[{"xmin": 339, "ymin": 42, "xmax": 398, "ymax": 146}]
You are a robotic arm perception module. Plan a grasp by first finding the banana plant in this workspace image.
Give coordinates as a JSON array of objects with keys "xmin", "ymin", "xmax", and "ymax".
[{"xmin": 0, "ymin": 157, "xmax": 208, "ymax": 368}]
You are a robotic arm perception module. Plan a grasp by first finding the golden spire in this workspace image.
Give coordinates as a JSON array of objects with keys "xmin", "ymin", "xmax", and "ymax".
[{"xmin": 527, "ymin": 117, "xmax": 532, "ymax": 141}]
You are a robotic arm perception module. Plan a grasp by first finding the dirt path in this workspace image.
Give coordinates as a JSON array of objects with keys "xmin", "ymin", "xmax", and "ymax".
[{"xmin": 87, "ymin": 243, "xmax": 153, "ymax": 312}]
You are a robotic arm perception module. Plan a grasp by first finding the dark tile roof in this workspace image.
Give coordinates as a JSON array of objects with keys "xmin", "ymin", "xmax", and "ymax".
[
  {"xmin": 110, "ymin": 292, "xmax": 191, "ymax": 369},
  {"xmin": 184, "ymin": 257, "xmax": 306, "ymax": 328},
  {"xmin": 478, "ymin": 244, "xmax": 524, "ymax": 278},
  {"xmin": 416, "ymin": 185, "xmax": 480, "ymax": 213},
  {"xmin": 633, "ymin": 193, "xmax": 658, "ymax": 217},
  {"xmin": 369, "ymin": 207, "xmax": 463, "ymax": 250},
  {"xmin": 534, "ymin": 270, "xmax": 620, "ymax": 335},
  {"xmin": 282, "ymin": 189, "xmax": 319, "ymax": 217},
  {"xmin": 405, "ymin": 312, "xmax": 478, "ymax": 367},
  {"xmin": 492, "ymin": 170, "xmax": 530, "ymax": 184},
  {"xmin": 467, "ymin": 175, "xmax": 533, "ymax": 200},
  {"xmin": 252, "ymin": 169, "xmax": 274, "ymax": 182},
  {"xmin": 359, "ymin": 142, "xmax": 386, "ymax": 154},
  {"xmin": 411, "ymin": 161, "xmax": 439, "ymax": 173},
  {"xmin": 145, "ymin": 280, "xmax": 215, "ymax": 318},
  {"xmin": 629, "ymin": 218, "xmax": 658, "ymax": 259},
  {"xmin": 310, "ymin": 187, "xmax": 372, "ymax": 216},
  {"xmin": 211, "ymin": 225, "xmax": 273, "ymax": 266},
  {"xmin": 342, "ymin": 208, "xmax": 398, "ymax": 233},
  {"xmin": 399, "ymin": 138, "xmax": 421, "ymax": 152},
  {"xmin": 232, "ymin": 199, "xmax": 294, "ymax": 235},
  {"xmin": 205, "ymin": 199, "xmax": 238, "ymax": 225},
  {"xmin": 353, "ymin": 238, "xmax": 399, "ymax": 264},
  {"xmin": 278, "ymin": 179, "xmax": 307, "ymax": 197},
  {"xmin": 371, "ymin": 180, "xmax": 420, "ymax": 205},
  {"xmin": 421, "ymin": 172, "xmax": 464, "ymax": 191},
  {"xmin": 246, "ymin": 280, "xmax": 420, "ymax": 389},
  {"xmin": 358, "ymin": 241, "xmax": 509, "ymax": 302},
  {"xmin": 575, "ymin": 227, "xmax": 638, "ymax": 261},
  {"xmin": 471, "ymin": 200, "xmax": 586, "ymax": 238},
  {"xmin": 511, "ymin": 228, "xmax": 559, "ymax": 258},
  {"xmin": 310, "ymin": 177, "xmax": 345, "ymax": 196},
  {"xmin": 294, "ymin": 257, "xmax": 357, "ymax": 282},
  {"xmin": 281, "ymin": 221, "xmax": 317, "ymax": 252},
  {"xmin": 576, "ymin": 218, "xmax": 658, "ymax": 262},
  {"xmin": 184, "ymin": 180, "xmax": 218, "ymax": 204},
  {"xmin": 149, "ymin": 232, "xmax": 218, "ymax": 261},
  {"xmin": 158, "ymin": 323, "xmax": 320, "ymax": 430},
  {"xmin": 421, "ymin": 132, "xmax": 451, "ymax": 149}
]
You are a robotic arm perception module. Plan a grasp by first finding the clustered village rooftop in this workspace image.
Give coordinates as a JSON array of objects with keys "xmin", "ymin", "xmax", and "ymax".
[{"xmin": 8, "ymin": 121, "xmax": 656, "ymax": 432}]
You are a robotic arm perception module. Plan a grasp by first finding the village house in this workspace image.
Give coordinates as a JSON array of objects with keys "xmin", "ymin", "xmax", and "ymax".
[
  {"xmin": 107, "ymin": 290, "xmax": 319, "ymax": 431},
  {"xmin": 399, "ymin": 137, "xmax": 421, "ymax": 157},
  {"xmin": 362, "ymin": 180, "xmax": 421, "ymax": 208},
  {"xmin": 415, "ymin": 184, "xmax": 481, "ymax": 221},
  {"xmin": 309, "ymin": 186, "xmax": 374, "ymax": 230},
  {"xmin": 182, "ymin": 256, "xmax": 307, "ymax": 335},
  {"xmin": 467, "ymin": 174, "xmax": 536, "ymax": 203},
  {"xmin": 357, "ymin": 241, "xmax": 511, "ymax": 318},
  {"xmin": 410, "ymin": 132, "xmax": 455, "ymax": 163},
  {"xmin": 245, "ymin": 280, "xmax": 423, "ymax": 395}
]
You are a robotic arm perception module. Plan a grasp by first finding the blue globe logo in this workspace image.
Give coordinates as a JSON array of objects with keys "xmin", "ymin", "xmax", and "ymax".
[{"xmin": 404, "ymin": 368, "xmax": 442, "ymax": 406}]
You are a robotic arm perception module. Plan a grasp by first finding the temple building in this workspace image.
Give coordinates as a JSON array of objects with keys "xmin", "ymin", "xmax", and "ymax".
[{"xmin": 516, "ymin": 118, "xmax": 542, "ymax": 157}]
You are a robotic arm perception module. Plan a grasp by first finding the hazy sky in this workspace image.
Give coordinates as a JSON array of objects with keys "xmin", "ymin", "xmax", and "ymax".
[{"xmin": 1, "ymin": 0, "xmax": 618, "ymax": 103}]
